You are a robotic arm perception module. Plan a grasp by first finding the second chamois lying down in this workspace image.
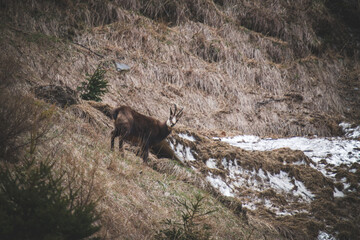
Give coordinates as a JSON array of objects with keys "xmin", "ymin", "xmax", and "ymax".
[{"xmin": 111, "ymin": 104, "xmax": 184, "ymax": 162}]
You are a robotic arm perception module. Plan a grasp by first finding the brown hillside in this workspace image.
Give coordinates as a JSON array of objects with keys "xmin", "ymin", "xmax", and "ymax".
[
  {"xmin": 1, "ymin": 0, "xmax": 359, "ymax": 137},
  {"xmin": 1, "ymin": 0, "xmax": 360, "ymax": 239}
]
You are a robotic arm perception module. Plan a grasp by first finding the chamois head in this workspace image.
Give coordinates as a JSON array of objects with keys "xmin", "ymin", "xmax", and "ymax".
[{"xmin": 166, "ymin": 104, "xmax": 184, "ymax": 128}]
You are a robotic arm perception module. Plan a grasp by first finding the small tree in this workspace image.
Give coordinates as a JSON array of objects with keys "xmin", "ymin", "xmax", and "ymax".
[
  {"xmin": 0, "ymin": 157, "xmax": 101, "ymax": 240},
  {"xmin": 155, "ymin": 194, "xmax": 216, "ymax": 240},
  {"xmin": 78, "ymin": 66, "xmax": 109, "ymax": 102}
]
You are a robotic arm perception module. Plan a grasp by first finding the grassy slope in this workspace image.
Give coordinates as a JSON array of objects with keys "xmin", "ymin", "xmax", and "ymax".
[
  {"xmin": 1, "ymin": 0, "xmax": 360, "ymax": 239},
  {"xmin": 2, "ymin": 0, "xmax": 359, "ymax": 137},
  {"xmin": 44, "ymin": 103, "xmax": 277, "ymax": 239}
]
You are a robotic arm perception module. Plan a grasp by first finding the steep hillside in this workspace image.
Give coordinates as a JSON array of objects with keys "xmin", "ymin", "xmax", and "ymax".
[
  {"xmin": 1, "ymin": 0, "xmax": 360, "ymax": 239},
  {"xmin": 2, "ymin": 0, "xmax": 359, "ymax": 136}
]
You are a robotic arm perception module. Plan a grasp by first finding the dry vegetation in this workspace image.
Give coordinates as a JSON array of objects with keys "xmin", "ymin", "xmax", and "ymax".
[
  {"xmin": 170, "ymin": 127, "xmax": 360, "ymax": 239},
  {"xmin": 38, "ymin": 103, "xmax": 272, "ymax": 239},
  {"xmin": 2, "ymin": 0, "xmax": 359, "ymax": 137},
  {"xmin": 1, "ymin": 0, "xmax": 360, "ymax": 239}
]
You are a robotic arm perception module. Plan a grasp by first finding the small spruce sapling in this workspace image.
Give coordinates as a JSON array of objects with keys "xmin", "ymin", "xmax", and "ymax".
[
  {"xmin": 0, "ymin": 157, "xmax": 101, "ymax": 240},
  {"xmin": 155, "ymin": 194, "xmax": 216, "ymax": 240},
  {"xmin": 78, "ymin": 66, "xmax": 109, "ymax": 102}
]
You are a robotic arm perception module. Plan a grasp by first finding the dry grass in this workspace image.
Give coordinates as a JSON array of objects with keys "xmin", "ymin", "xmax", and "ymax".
[
  {"xmin": 39, "ymin": 104, "xmax": 273, "ymax": 239},
  {"xmin": 168, "ymin": 127, "xmax": 360, "ymax": 239},
  {"xmin": 1, "ymin": 1, "xmax": 359, "ymax": 239},
  {"xmin": 2, "ymin": 0, "xmax": 357, "ymax": 137},
  {"xmin": 2, "ymin": 92, "xmax": 357, "ymax": 239}
]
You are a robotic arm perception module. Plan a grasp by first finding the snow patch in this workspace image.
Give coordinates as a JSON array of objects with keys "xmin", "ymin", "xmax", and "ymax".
[
  {"xmin": 185, "ymin": 147, "xmax": 196, "ymax": 161},
  {"xmin": 221, "ymin": 158, "xmax": 314, "ymax": 201},
  {"xmin": 220, "ymin": 136, "xmax": 359, "ymax": 167},
  {"xmin": 343, "ymin": 182, "xmax": 351, "ymax": 190},
  {"xmin": 218, "ymin": 123, "xmax": 360, "ymax": 179},
  {"xmin": 292, "ymin": 159, "xmax": 308, "ymax": 165},
  {"xmin": 340, "ymin": 122, "xmax": 360, "ymax": 139},
  {"xmin": 318, "ymin": 231, "xmax": 337, "ymax": 240},
  {"xmin": 206, "ymin": 173, "xmax": 234, "ymax": 197},
  {"xmin": 241, "ymin": 197, "xmax": 309, "ymax": 216},
  {"xmin": 206, "ymin": 158, "xmax": 218, "ymax": 169},
  {"xmin": 169, "ymin": 141, "xmax": 196, "ymax": 162},
  {"xmin": 264, "ymin": 199, "xmax": 308, "ymax": 216},
  {"xmin": 333, "ymin": 188, "xmax": 345, "ymax": 198},
  {"xmin": 178, "ymin": 133, "xmax": 196, "ymax": 142},
  {"xmin": 242, "ymin": 201, "xmax": 257, "ymax": 211},
  {"xmin": 268, "ymin": 171, "xmax": 315, "ymax": 201}
]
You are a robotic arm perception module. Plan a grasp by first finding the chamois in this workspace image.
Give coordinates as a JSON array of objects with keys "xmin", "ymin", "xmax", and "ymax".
[{"xmin": 111, "ymin": 104, "xmax": 184, "ymax": 162}]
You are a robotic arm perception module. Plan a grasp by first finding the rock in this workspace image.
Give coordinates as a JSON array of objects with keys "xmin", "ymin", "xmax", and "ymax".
[
  {"xmin": 34, "ymin": 85, "xmax": 77, "ymax": 108},
  {"xmin": 114, "ymin": 62, "xmax": 130, "ymax": 72}
]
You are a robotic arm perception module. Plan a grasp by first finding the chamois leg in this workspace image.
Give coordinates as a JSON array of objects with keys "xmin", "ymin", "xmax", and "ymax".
[
  {"xmin": 118, "ymin": 137, "xmax": 124, "ymax": 151},
  {"xmin": 110, "ymin": 129, "xmax": 117, "ymax": 151},
  {"xmin": 117, "ymin": 136, "xmax": 125, "ymax": 158},
  {"xmin": 141, "ymin": 143, "xmax": 149, "ymax": 163},
  {"xmin": 118, "ymin": 127, "xmax": 129, "ymax": 158},
  {"xmin": 109, "ymin": 129, "xmax": 118, "ymax": 170}
]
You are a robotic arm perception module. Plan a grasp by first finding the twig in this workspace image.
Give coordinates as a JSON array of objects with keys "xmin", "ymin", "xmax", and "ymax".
[{"xmin": 71, "ymin": 41, "xmax": 105, "ymax": 59}]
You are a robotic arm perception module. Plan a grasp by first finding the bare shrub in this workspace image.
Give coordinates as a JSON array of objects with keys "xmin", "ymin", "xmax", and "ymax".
[
  {"xmin": 0, "ymin": 56, "xmax": 54, "ymax": 161},
  {"xmin": 0, "ymin": 93, "xmax": 55, "ymax": 161},
  {"xmin": 0, "ymin": 55, "xmax": 18, "ymax": 91},
  {"xmin": 115, "ymin": 0, "xmax": 222, "ymax": 26}
]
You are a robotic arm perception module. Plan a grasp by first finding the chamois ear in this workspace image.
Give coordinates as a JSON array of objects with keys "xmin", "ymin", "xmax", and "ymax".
[{"xmin": 170, "ymin": 104, "xmax": 178, "ymax": 117}]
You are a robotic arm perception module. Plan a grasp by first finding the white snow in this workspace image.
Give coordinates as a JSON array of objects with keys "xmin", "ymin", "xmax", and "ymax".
[
  {"xmin": 169, "ymin": 141, "xmax": 196, "ymax": 162},
  {"xmin": 206, "ymin": 158, "xmax": 218, "ymax": 169},
  {"xmin": 241, "ymin": 196, "xmax": 309, "ymax": 216},
  {"xmin": 268, "ymin": 171, "xmax": 315, "ymax": 201},
  {"xmin": 178, "ymin": 133, "xmax": 196, "ymax": 142},
  {"xmin": 343, "ymin": 182, "xmax": 351, "ymax": 190},
  {"xmin": 264, "ymin": 199, "xmax": 309, "ymax": 216},
  {"xmin": 214, "ymin": 135, "xmax": 261, "ymax": 143},
  {"xmin": 333, "ymin": 188, "xmax": 345, "ymax": 198},
  {"xmin": 339, "ymin": 177, "xmax": 351, "ymax": 191},
  {"xmin": 268, "ymin": 170, "xmax": 294, "ymax": 193},
  {"xmin": 317, "ymin": 231, "xmax": 337, "ymax": 240},
  {"xmin": 221, "ymin": 158, "xmax": 314, "ymax": 202},
  {"xmin": 206, "ymin": 173, "xmax": 234, "ymax": 197},
  {"xmin": 185, "ymin": 147, "xmax": 196, "ymax": 161},
  {"xmin": 220, "ymin": 136, "xmax": 359, "ymax": 167},
  {"xmin": 292, "ymin": 159, "xmax": 308, "ymax": 165},
  {"xmin": 242, "ymin": 201, "xmax": 257, "ymax": 211},
  {"xmin": 340, "ymin": 122, "xmax": 360, "ymax": 138},
  {"xmin": 218, "ymin": 123, "xmax": 360, "ymax": 178},
  {"xmin": 168, "ymin": 142, "xmax": 182, "ymax": 162}
]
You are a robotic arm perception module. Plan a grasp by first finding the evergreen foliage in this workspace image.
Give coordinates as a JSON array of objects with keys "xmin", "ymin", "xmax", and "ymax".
[
  {"xmin": 78, "ymin": 66, "xmax": 108, "ymax": 102},
  {"xmin": 0, "ymin": 157, "xmax": 101, "ymax": 240},
  {"xmin": 155, "ymin": 194, "xmax": 216, "ymax": 240}
]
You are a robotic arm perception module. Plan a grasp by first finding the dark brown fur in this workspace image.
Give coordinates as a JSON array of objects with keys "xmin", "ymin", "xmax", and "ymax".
[{"xmin": 111, "ymin": 106, "xmax": 182, "ymax": 162}]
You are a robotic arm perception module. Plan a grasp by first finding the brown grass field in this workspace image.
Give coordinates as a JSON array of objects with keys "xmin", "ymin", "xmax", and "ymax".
[{"xmin": 1, "ymin": 0, "xmax": 359, "ymax": 239}]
